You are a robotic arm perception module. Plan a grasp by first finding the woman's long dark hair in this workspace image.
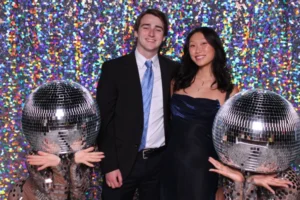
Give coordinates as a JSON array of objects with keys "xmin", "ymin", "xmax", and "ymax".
[{"xmin": 173, "ymin": 27, "xmax": 233, "ymax": 93}]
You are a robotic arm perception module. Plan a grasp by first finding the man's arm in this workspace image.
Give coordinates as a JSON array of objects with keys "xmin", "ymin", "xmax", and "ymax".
[{"xmin": 96, "ymin": 62, "xmax": 119, "ymax": 174}]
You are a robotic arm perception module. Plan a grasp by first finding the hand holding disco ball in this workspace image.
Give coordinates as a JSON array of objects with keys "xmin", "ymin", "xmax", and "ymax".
[
  {"xmin": 8, "ymin": 80, "xmax": 104, "ymax": 200},
  {"xmin": 209, "ymin": 89, "xmax": 300, "ymax": 199}
]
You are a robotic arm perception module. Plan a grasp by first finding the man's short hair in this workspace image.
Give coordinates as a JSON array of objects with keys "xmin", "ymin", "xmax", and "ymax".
[{"xmin": 134, "ymin": 9, "xmax": 169, "ymax": 37}]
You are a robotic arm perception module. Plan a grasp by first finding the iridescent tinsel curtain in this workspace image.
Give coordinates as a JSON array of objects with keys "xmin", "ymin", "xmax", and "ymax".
[{"xmin": 0, "ymin": 0, "xmax": 299, "ymax": 199}]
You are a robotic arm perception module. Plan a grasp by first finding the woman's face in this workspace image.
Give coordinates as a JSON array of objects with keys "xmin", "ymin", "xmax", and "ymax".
[{"xmin": 188, "ymin": 32, "xmax": 215, "ymax": 69}]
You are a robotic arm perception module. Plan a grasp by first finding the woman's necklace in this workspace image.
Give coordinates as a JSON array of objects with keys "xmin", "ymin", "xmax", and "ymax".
[
  {"xmin": 195, "ymin": 79, "xmax": 213, "ymax": 91},
  {"xmin": 197, "ymin": 81, "xmax": 204, "ymax": 91},
  {"xmin": 194, "ymin": 81, "xmax": 205, "ymax": 92}
]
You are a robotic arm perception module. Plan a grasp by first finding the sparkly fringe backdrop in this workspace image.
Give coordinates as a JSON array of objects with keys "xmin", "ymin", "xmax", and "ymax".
[{"xmin": 0, "ymin": 0, "xmax": 299, "ymax": 199}]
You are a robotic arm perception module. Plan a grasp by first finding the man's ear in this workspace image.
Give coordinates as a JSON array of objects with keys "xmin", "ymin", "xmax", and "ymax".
[{"xmin": 134, "ymin": 31, "xmax": 138, "ymax": 38}]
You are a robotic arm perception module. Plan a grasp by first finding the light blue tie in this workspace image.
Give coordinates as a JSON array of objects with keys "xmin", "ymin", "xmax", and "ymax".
[{"xmin": 139, "ymin": 60, "xmax": 154, "ymax": 151}]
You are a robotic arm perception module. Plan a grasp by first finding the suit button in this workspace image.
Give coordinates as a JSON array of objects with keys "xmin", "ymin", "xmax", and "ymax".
[{"xmin": 134, "ymin": 144, "xmax": 138, "ymax": 148}]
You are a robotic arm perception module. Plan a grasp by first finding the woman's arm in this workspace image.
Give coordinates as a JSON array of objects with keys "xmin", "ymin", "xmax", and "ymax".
[
  {"xmin": 209, "ymin": 157, "xmax": 244, "ymax": 200},
  {"xmin": 209, "ymin": 157, "xmax": 294, "ymax": 199},
  {"xmin": 230, "ymin": 85, "xmax": 239, "ymax": 97},
  {"xmin": 70, "ymin": 147, "xmax": 104, "ymax": 198}
]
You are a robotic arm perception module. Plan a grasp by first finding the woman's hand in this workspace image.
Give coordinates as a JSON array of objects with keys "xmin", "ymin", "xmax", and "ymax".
[
  {"xmin": 248, "ymin": 174, "xmax": 293, "ymax": 194},
  {"xmin": 70, "ymin": 138, "xmax": 85, "ymax": 151},
  {"xmin": 27, "ymin": 151, "xmax": 61, "ymax": 171},
  {"xmin": 208, "ymin": 157, "xmax": 244, "ymax": 183},
  {"xmin": 42, "ymin": 139, "xmax": 61, "ymax": 154},
  {"xmin": 74, "ymin": 147, "xmax": 105, "ymax": 167}
]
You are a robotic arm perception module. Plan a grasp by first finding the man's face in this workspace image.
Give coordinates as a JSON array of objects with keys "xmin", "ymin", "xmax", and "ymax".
[{"xmin": 134, "ymin": 14, "xmax": 165, "ymax": 57}]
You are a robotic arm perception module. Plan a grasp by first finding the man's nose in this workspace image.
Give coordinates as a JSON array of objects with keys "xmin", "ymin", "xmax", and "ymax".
[{"xmin": 148, "ymin": 29, "xmax": 155, "ymax": 36}]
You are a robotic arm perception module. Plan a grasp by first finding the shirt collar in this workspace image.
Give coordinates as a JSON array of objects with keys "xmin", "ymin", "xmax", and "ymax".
[{"xmin": 135, "ymin": 49, "xmax": 159, "ymax": 69}]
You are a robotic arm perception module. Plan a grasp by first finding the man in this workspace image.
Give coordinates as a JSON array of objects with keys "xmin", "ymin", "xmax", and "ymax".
[{"xmin": 96, "ymin": 8, "xmax": 179, "ymax": 200}]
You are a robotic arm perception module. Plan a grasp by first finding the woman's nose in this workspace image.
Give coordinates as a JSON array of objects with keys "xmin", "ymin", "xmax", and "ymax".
[{"xmin": 195, "ymin": 46, "xmax": 202, "ymax": 53}]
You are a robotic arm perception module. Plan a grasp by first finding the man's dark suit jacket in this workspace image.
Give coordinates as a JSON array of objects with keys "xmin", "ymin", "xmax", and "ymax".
[{"xmin": 96, "ymin": 52, "xmax": 179, "ymax": 179}]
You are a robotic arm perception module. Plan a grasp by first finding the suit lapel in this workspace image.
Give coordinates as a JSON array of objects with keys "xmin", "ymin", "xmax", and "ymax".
[{"xmin": 125, "ymin": 52, "xmax": 143, "ymax": 115}]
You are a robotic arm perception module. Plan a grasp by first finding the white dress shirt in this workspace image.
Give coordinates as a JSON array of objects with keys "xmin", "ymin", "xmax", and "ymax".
[{"xmin": 135, "ymin": 49, "xmax": 165, "ymax": 148}]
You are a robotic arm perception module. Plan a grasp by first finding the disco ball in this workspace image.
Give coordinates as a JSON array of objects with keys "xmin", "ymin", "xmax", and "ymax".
[
  {"xmin": 212, "ymin": 89, "xmax": 300, "ymax": 173},
  {"xmin": 22, "ymin": 80, "xmax": 100, "ymax": 154}
]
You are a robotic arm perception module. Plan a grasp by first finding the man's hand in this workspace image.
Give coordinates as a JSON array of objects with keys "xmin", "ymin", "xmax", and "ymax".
[
  {"xmin": 74, "ymin": 147, "xmax": 105, "ymax": 167},
  {"xmin": 105, "ymin": 169, "xmax": 123, "ymax": 189},
  {"xmin": 27, "ymin": 151, "xmax": 61, "ymax": 171}
]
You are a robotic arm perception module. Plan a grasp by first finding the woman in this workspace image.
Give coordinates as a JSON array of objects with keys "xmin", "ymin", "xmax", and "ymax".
[
  {"xmin": 209, "ymin": 157, "xmax": 298, "ymax": 199},
  {"xmin": 8, "ymin": 139, "xmax": 104, "ymax": 200},
  {"xmin": 160, "ymin": 27, "xmax": 238, "ymax": 200}
]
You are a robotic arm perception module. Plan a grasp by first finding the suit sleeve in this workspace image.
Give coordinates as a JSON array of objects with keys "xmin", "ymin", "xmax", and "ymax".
[{"xmin": 96, "ymin": 62, "xmax": 118, "ymax": 174}]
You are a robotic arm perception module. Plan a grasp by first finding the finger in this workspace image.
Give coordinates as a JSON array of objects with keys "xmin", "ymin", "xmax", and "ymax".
[
  {"xmin": 28, "ymin": 161, "xmax": 44, "ymax": 165},
  {"xmin": 111, "ymin": 182, "xmax": 116, "ymax": 189},
  {"xmin": 82, "ymin": 161, "xmax": 94, "ymax": 167},
  {"xmin": 90, "ymin": 152, "xmax": 105, "ymax": 156},
  {"xmin": 38, "ymin": 164, "xmax": 48, "ymax": 171},
  {"xmin": 27, "ymin": 159, "xmax": 45, "ymax": 165},
  {"xmin": 271, "ymin": 179, "xmax": 292, "ymax": 185},
  {"xmin": 272, "ymin": 178, "xmax": 292, "ymax": 184},
  {"xmin": 85, "ymin": 158, "xmax": 102, "ymax": 162},
  {"xmin": 110, "ymin": 176, "xmax": 121, "ymax": 188},
  {"xmin": 264, "ymin": 174, "xmax": 277, "ymax": 178},
  {"xmin": 208, "ymin": 157, "xmax": 222, "ymax": 169},
  {"xmin": 88, "ymin": 146, "xmax": 95, "ymax": 151},
  {"xmin": 268, "ymin": 182, "xmax": 290, "ymax": 188},
  {"xmin": 107, "ymin": 182, "xmax": 111, "ymax": 187},
  {"xmin": 209, "ymin": 169, "xmax": 226, "ymax": 176},
  {"xmin": 89, "ymin": 154, "xmax": 105, "ymax": 159},
  {"xmin": 37, "ymin": 151, "xmax": 48, "ymax": 156},
  {"xmin": 117, "ymin": 172, "xmax": 123, "ymax": 186},
  {"xmin": 97, "ymin": 155, "xmax": 105, "ymax": 159},
  {"xmin": 208, "ymin": 157, "xmax": 217, "ymax": 165},
  {"xmin": 85, "ymin": 161, "xmax": 95, "ymax": 167},
  {"xmin": 271, "ymin": 179, "xmax": 292, "ymax": 186},
  {"xmin": 87, "ymin": 155, "xmax": 105, "ymax": 161},
  {"xmin": 27, "ymin": 155, "xmax": 42, "ymax": 160},
  {"xmin": 209, "ymin": 168, "xmax": 239, "ymax": 181},
  {"xmin": 83, "ymin": 147, "xmax": 94, "ymax": 152},
  {"xmin": 208, "ymin": 157, "xmax": 215, "ymax": 162},
  {"xmin": 263, "ymin": 184, "xmax": 275, "ymax": 194}
]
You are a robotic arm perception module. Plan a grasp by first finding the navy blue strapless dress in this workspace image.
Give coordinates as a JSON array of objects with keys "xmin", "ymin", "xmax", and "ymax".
[{"xmin": 161, "ymin": 94, "xmax": 220, "ymax": 200}]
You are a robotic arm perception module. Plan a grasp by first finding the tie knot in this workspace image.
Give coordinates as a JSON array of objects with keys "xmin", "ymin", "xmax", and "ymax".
[{"xmin": 145, "ymin": 60, "xmax": 152, "ymax": 69}]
